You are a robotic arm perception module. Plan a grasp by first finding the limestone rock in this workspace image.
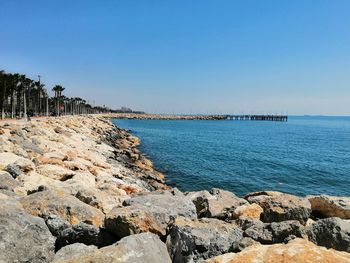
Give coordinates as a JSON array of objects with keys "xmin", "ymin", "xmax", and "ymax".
[
  {"xmin": 0, "ymin": 171, "xmax": 21, "ymax": 191},
  {"xmin": 232, "ymin": 203, "xmax": 263, "ymax": 220},
  {"xmin": 54, "ymin": 243, "xmax": 98, "ymax": 262},
  {"xmin": 245, "ymin": 191, "xmax": 311, "ymax": 224},
  {"xmin": 36, "ymin": 164, "xmax": 76, "ymax": 181},
  {"xmin": 20, "ymin": 189, "xmax": 105, "ymax": 227},
  {"xmin": 0, "ymin": 197, "xmax": 56, "ymax": 263},
  {"xmin": 52, "ymin": 232, "xmax": 171, "ymax": 263},
  {"xmin": 166, "ymin": 217, "xmax": 243, "ymax": 262},
  {"xmin": 308, "ymin": 195, "xmax": 350, "ymax": 219},
  {"xmin": 307, "ymin": 217, "xmax": 350, "ymax": 252},
  {"xmin": 186, "ymin": 188, "xmax": 247, "ymax": 219},
  {"xmin": 105, "ymin": 205, "xmax": 165, "ymax": 238},
  {"xmin": 205, "ymin": 238, "xmax": 350, "ymax": 263},
  {"xmin": 123, "ymin": 190, "xmax": 197, "ymax": 228}
]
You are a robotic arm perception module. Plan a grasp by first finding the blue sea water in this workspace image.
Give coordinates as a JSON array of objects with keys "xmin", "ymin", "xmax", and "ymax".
[{"xmin": 112, "ymin": 117, "xmax": 350, "ymax": 197}]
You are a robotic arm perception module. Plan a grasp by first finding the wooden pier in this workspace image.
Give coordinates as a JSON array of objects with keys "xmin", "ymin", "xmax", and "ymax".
[{"xmin": 225, "ymin": 115, "xmax": 288, "ymax": 122}]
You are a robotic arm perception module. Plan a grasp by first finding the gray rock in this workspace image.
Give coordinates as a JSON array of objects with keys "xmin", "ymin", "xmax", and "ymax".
[
  {"xmin": 307, "ymin": 217, "xmax": 350, "ymax": 252},
  {"xmin": 56, "ymin": 222, "xmax": 117, "ymax": 249},
  {"xmin": 21, "ymin": 139, "xmax": 45, "ymax": 154},
  {"xmin": 54, "ymin": 243, "xmax": 98, "ymax": 262},
  {"xmin": 52, "ymin": 232, "xmax": 171, "ymax": 263},
  {"xmin": 244, "ymin": 220, "xmax": 306, "ymax": 244},
  {"xmin": 187, "ymin": 188, "xmax": 247, "ymax": 219},
  {"xmin": 0, "ymin": 171, "xmax": 20, "ymax": 191},
  {"xmin": 166, "ymin": 217, "xmax": 244, "ymax": 262},
  {"xmin": 0, "ymin": 198, "xmax": 56, "ymax": 263},
  {"xmin": 44, "ymin": 214, "xmax": 71, "ymax": 236},
  {"xmin": 123, "ymin": 190, "xmax": 197, "ymax": 228},
  {"xmin": 5, "ymin": 164, "xmax": 23, "ymax": 178}
]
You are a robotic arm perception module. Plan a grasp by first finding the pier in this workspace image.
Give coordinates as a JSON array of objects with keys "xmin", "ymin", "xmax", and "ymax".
[{"xmin": 225, "ymin": 115, "xmax": 288, "ymax": 122}]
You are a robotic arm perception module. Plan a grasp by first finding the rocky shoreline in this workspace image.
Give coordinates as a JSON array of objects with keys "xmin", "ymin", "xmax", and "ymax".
[{"xmin": 0, "ymin": 115, "xmax": 349, "ymax": 263}]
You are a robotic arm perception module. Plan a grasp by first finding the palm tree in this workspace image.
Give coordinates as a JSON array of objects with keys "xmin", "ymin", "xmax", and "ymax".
[{"xmin": 52, "ymin": 85, "xmax": 65, "ymax": 116}]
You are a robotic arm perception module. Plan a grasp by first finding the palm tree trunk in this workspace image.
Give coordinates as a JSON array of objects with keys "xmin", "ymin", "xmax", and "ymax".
[
  {"xmin": 1, "ymin": 81, "xmax": 6, "ymax": 120},
  {"xmin": 23, "ymin": 90, "xmax": 27, "ymax": 121}
]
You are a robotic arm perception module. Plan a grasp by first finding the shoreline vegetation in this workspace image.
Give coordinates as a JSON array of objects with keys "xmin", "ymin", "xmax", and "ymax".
[
  {"xmin": 0, "ymin": 115, "xmax": 349, "ymax": 262},
  {"xmin": 0, "ymin": 70, "xmax": 126, "ymax": 121}
]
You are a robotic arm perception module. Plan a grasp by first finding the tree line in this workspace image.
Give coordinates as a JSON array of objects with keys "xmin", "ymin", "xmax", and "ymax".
[{"xmin": 0, "ymin": 70, "xmax": 111, "ymax": 120}]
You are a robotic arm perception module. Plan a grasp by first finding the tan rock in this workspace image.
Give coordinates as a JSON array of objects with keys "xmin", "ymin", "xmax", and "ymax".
[
  {"xmin": 105, "ymin": 205, "xmax": 166, "ymax": 238},
  {"xmin": 232, "ymin": 203, "xmax": 263, "ymax": 220},
  {"xmin": 308, "ymin": 195, "xmax": 350, "ymax": 219},
  {"xmin": 20, "ymin": 189, "xmax": 105, "ymax": 227},
  {"xmin": 36, "ymin": 164, "xmax": 76, "ymax": 181},
  {"xmin": 187, "ymin": 188, "xmax": 247, "ymax": 219},
  {"xmin": 205, "ymin": 238, "xmax": 350, "ymax": 263},
  {"xmin": 0, "ymin": 152, "xmax": 25, "ymax": 168},
  {"xmin": 245, "ymin": 191, "xmax": 311, "ymax": 224}
]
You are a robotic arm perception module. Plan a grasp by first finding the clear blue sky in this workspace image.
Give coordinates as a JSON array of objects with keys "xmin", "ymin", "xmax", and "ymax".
[{"xmin": 1, "ymin": 0, "xmax": 350, "ymax": 115}]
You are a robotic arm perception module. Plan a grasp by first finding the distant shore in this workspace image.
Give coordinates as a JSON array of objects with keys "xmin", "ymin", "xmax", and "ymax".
[{"xmin": 107, "ymin": 113, "xmax": 227, "ymax": 120}]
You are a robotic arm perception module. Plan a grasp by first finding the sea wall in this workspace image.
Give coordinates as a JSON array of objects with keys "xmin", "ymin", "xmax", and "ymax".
[{"xmin": 0, "ymin": 115, "xmax": 349, "ymax": 263}]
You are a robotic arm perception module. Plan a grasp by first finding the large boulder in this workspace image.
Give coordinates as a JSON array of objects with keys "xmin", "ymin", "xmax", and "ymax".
[
  {"xmin": 308, "ymin": 195, "xmax": 350, "ymax": 219},
  {"xmin": 52, "ymin": 232, "xmax": 171, "ymax": 263},
  {"xmin": 0, "ymin": 197, "xmax": 56, "ymax": 263},
  {"xmin": 307, "ymin": 217, "xmax": 350, "ymax": 252},
  {"xmin": 123, "ymin": 189, "xmax": 197, "ymax": 228},
  {"xmin": 105, "ymin": 205, "xmax": 165, "ymax": 239},
  {"xmin": 166, "ymin": 217, "xmax": 244, "ymax": 263},
  {"xmin": 205, "ymin": 238, "xmax": 350, "ymax": 263},
  {"xmin": 242, "ymin": 219, "xmax": 307, "ymax": 244},
  {"xmin": 245, "ymin": 191, "xmax": 311, "ymax": 224},
  {"xmin": 186, "ymin": 188, "xmax": 247, "ymax": 219},
  {"xmin": 20, "ymin": 189, "xmax": 105, "ymax": 227}
]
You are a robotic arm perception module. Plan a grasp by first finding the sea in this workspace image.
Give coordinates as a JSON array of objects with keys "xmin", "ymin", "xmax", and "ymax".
[{"xmin": 112, "ymin": 116, "xmax": 350, "ymax": 197}]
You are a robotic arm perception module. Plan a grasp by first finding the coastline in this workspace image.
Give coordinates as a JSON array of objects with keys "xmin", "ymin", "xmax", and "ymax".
[{"xmin": 0, "ymin": 115, "xmax": 349, "ymax": 262}]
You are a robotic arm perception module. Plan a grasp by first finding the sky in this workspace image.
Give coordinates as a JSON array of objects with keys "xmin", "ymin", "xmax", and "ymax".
[{"xmin": 1, "ymin": 0, "xmax": 350, "ymax": 115}]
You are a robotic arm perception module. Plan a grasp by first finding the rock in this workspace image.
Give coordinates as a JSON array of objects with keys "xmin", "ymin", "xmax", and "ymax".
[
  {"xmin": 0, "ymin": 152, "xmax": 23, "ymax": 167},
  {"xmin": 54, "ymin": 243, "xmax": 98, "ymax": 262},
  {"xmin": 186, "ymin": 188, "xmax": 247, "ymax": 219},
  {"xmin": 20, "ymin": 189, "xmax": 105, "ymax": 227},
  {"xmin": 105, "ymin": 205, "xmax": 165, "ymax": 239},
  {"xmin": 166, "ymin": 217, "xmax": 243, "ymax": 262},
  {"xmin": 5, "ymin": 164, "xmax": 23, "ymax": 178},
  {"xmin": 308, "ymin": 195, "xmax": 350, "ymax": 219},
  {"xmin": 205, "ymin": 238, "xmax": 350, "ymax": 263},
  {"xmin": 56, "ymin": 222, "xmax": 117, "ymax": 249},
  {"xmin": 74, "ymin": 186, "xmax": 124, "ymax": 214},
  {"xmin": 52, "ymin": 232, "xmax": 171, "ymax": 263},
  {"xmin": 307, "ymin": 217, "xmax": 350, "ymax": 252},
  {"xmin": 245, "ymin": 191, "xmax": 311, "ymax": 224},
  {"xmin": 123, "ymin": 190, "xmax": 197, "ymax": 228},
  {"xmin": 36, "ymin": 164, "xmax": 76, "ymax": 181},
  {"xmin": 232, "ymin": 203, "xmax": 263, "ymax": 220},
  {"xmin": 44, "ymin": 214, "xmax": 71, "ymax": 236},
  {"xmin": 0, "ymin": 197, "xmax": 56, "ymax": 263},
  {"xmin": 243, "ymin": 220, "xmax": 307, "ymax": 244},
  {"xmin": 0, "ymin": 171, "xmax": 21, "ymax": 191}
]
